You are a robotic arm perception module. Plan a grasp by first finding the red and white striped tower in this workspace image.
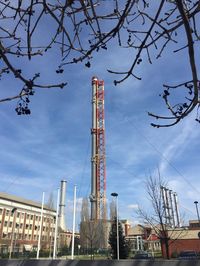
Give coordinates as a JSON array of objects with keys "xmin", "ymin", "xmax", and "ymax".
[{"xmin": 90, "ymin": 76, "xmax": 106, "ymax": 221}]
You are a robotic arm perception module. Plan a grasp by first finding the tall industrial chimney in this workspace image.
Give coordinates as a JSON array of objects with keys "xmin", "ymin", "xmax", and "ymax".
[
  {"xmin": 90, "ymin": 76, "xmax": 106, "ymax": 221},
  {"xmin": 90, "ymin": 77, "xmax": 98, "ymax": 220},
  {"xmin": 59, "ymin": 180, "xmax": 67, "ymax": 231}
]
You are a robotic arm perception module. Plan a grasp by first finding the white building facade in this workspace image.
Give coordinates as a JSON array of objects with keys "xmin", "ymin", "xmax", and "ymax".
[{"xmin": 0, "ymin": 192, "xmax": 56, "ymax": 254}]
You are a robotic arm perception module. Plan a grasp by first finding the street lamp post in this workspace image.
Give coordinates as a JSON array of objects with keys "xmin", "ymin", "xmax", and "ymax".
[
  {"xmin": 9, "ymin": 207, "xmax": 17, "ymax": 259},
  {"xmin": 111, "ymin": 192, "xmax": 119, "ymax": 260},
  {"xmin": 78, "ymin": 244, "xmax": 81, "ymax": 258},
  {"xmin": 194, "ymin": 201, "xmax": 200, "ymax": 226}
]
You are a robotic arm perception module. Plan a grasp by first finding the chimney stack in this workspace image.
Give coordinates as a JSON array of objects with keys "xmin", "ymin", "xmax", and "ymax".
[{"xmin": 59, "ymin": 180, "xmax": 67, "ymax": 231}]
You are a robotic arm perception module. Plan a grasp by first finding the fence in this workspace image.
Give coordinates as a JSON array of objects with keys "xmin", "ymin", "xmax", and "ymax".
[{"xmin": 1, "ymin": 260, "xmax": 200, "ymax": 266}]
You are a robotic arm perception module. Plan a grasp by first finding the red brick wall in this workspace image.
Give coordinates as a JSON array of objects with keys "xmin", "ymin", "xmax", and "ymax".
[{"xmin": 162, "ymin": 239, "xmax": 200, "ymax": 258}]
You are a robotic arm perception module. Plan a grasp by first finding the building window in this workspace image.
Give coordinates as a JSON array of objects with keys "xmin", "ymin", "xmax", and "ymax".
[
  {"xmin": 9, "ymin": 222, "xmax": 12, "ymax": 227},
  {"xmin": 15, "ymin": 223, "xmax": 19, "ymax": 229},
  {"xmin": 17, "ymin": 212, "xmax": 20, "ymax": 218},
  {"xmin": 6, "ymin": 210, "xmax": 10, "ymax": 216},
  {"xmin": 30, "ymin": 215, "xmax": 33, "ymax": 220},
  {"xmin": 4, "ymin": 221, "xmax": 8, "ymax": 226},
  {"xmin": 2, "ymin": 233, "xmax": 7, "ymax": 238},
  {"xmin": 26, "ymin": 224, "xmax": 29, "ymax": 229},
  {"xmin": 0, "ymin": 208, "xmax": 2, "ymax": 214},
  {"xmin": 29, "ymin": 234, "xmax": 31, "ymax": 240},
  {"xmin": 27, "ymin": 214, "xmax": 30, "ymax": 219},
  {"xmin": 20, "ymin": 223, "xmax": 23, "ymax": 229}
]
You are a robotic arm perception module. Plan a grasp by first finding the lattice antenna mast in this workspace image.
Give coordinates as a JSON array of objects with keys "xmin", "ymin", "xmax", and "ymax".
[{"xmin": 90, "ymin": 76, "xmax": 106, "ymax": 221}]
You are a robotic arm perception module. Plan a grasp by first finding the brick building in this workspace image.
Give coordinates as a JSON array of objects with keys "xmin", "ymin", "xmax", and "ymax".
[
  {"xmin": 161, "ymin": 221, "xmax": 200, "ymax": 258},
  {"xmin": 126, "ymin": 224, "xmax": 161, "ymax": 255},
  {"xmin": 0, "ymin": 192, "xmax": 56, "ymax": 255}
]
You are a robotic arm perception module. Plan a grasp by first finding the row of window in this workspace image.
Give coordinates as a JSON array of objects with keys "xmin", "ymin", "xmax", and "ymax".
[
  {"xmin": 0, "ymin": 208, "xmax": 54, "ymax": 224},
  {"xmin": 2, "ymin": 232, "xmax": 54, "ymax": 241},
  {"xmin": 2, "ymin": 221, "xmax": 55, "ymax": 232}
]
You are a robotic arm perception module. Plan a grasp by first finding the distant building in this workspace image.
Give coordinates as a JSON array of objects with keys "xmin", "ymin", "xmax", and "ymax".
[
  {"xmin": 126, "ymin": 224, "xmax": 161, "ymax": 254},
  {"xmin": 188, "ymin": 219, "xmax": 200, "ymax": 229},
  {"xmin": 59, "ymin": 229, "xmax": 80, "ymax": 248},
  {"xmin": 120, "ymin": 220, "xmax": 131, "ymax": 237},
  {"xmin": 0, "ymin": 192, "xmax": 56, "ymax": 254},
  {"xmin": 161, "ymin": 222, "xmax": 200, "ymax": 258}
]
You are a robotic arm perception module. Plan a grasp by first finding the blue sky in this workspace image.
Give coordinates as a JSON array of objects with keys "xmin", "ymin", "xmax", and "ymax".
[{"xmin": 1, "ymin": 1, "xmax": 200, "ymax": 230}]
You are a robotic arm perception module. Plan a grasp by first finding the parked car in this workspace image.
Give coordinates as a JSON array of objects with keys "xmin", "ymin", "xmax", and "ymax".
[
  {"xmin": 178, "ymin": 250, "xmax": 198, "ymax": 260},
  {"xmin": 133, "ymin": 252, "xmax": 153, "ymax": 259}
]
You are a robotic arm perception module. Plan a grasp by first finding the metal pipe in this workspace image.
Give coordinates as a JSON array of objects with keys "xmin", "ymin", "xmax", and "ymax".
[
  {"xmin": 161, "ymin": 186, "xmax": 167, "ymax": 224},
  {"xmin": 169, "ymin": 190, "xmax": 175, "ymax": 228},
  {"xmin": 164, "ymin": 188, "xmax": 171, "ymax": 226},
  {"xmin": 173, "ymin": 192, "xmax": 181, "ymax": 227}
]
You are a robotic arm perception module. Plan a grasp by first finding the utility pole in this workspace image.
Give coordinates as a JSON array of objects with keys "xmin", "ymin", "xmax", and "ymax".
[
  {"xmin": 194, "ymin": 201, "xmax": 200, "ymax": 226},
  {"xmin": 9, "ymin": 207, "xmax": 17, "ymax": 259},
  {"xmin": 111, "ymin": 192, "xmax": 119, "ymax": 260},
  {"xmin": 53, "ymin": 188, "xmax": 60, "ymax": 259},
  {"xmin": 37, "ymin": 192, "xmax": 45, "ymax": 259},
  {"xmin": 71, "ymin": 185, "xmax": 77, "ymax": 260}
]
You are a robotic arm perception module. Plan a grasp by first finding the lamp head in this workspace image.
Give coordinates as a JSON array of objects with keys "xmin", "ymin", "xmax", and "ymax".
[{"xmin": 111, "ymin": 192, "xmax": 118, "ymax": 197}]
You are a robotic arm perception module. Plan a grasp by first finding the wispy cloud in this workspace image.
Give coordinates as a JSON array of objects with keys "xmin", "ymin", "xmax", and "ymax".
[
  {"xmin": 159, "ymin": 113, "xmax": 199, "ymax": 174},
  {"xmin": 127, "ymin": 204, "xmax": 139, "ymax": 209}
]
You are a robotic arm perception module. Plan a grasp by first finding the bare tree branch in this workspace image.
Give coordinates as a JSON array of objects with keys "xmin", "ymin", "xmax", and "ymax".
[{"xmin": 0, "ymin": 0, "xmax": 199, "ymax": 125}]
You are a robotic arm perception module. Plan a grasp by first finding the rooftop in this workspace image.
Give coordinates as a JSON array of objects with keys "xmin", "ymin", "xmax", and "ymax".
[{"xmin": 0, "ymin": 192, "xmax": 55, "ymax": 212}]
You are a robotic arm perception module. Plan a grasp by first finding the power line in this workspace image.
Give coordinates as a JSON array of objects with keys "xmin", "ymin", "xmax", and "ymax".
[
  {"xmin": 179, "ymin": 204, "xmax": 196, "ymax": 216},
  {"xmin": 121, "ymin": 118, "xmax": 200, "ymax": 195}
]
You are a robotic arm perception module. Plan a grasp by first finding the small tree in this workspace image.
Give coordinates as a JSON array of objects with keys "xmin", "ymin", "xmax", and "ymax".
[
  {"xmin": 46, "ymin": 191, "xmax": 55, "ymax": 210},
  {"xmin": 79, "ymin": 197, "xmax": 107, "ymax": 254},
  {"xmin": 109, "ymin": 217, "xmax": 129, "ymax": 259},
  {"xmin": 137, "ymin": 174, "xmax": 185, "ymax": 259}
]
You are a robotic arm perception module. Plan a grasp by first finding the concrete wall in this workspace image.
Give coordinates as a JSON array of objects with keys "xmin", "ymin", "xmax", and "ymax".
[{"xmin": 1, "ymin": 260, "xmax": 200, "ymax": 266}]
